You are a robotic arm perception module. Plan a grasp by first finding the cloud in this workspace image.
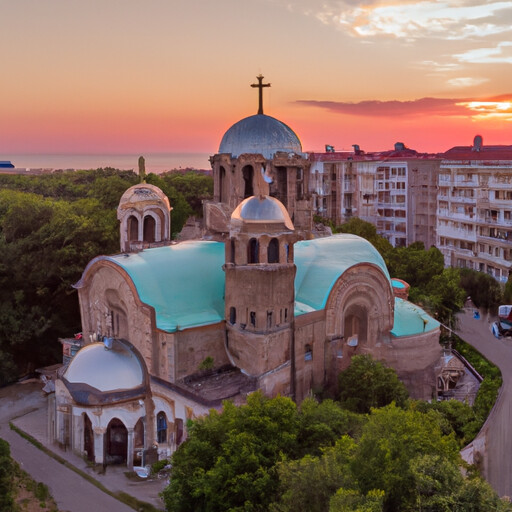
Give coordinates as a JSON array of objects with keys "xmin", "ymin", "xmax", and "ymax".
[
  {"xmin": 272, "ymin": 0, "xmax": 512, "ymax": 41},
  {"xmin": 295, "ymin": 97, "xmax": 469, "ymax": 116},
  {"xmin": 447, "ymin": 77, "xmax": 489, "ymax": 87},
  {"xmin": 454, "ymin": 41, "xmax": 512, "ymax": 63},
  {"xmin": 295, "ymin": 95, "xmax": 512, "ymax": 120}
]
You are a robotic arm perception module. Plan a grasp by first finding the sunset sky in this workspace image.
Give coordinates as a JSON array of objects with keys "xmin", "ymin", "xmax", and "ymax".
[{"xmin": 2, "ymin": 0, "xmax": 512, "ymax": 160}]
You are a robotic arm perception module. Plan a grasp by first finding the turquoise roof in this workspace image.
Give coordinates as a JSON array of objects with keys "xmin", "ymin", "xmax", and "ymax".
[
  {"xmin": 391, "ymin": 298, "xmax": 440, "ymax": 337},
  {"xmin": 104, "ymin": 241, "xmax": 226, "ymax": 332},
  {"xmin": 85, "ymin": 235, "xmax": 436, "ymax": 337},
  {"xmin": 391, "ymin": 278, "xmax": 406, "ymax": 289},
  {"xmin": 294, "ymin": 234, "xmax": 390, "ymax": 315}
]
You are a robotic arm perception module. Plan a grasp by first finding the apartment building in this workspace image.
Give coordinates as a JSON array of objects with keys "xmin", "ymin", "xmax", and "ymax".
[
  {"xmin": 309, "ymin": 144, "xmax": 440, "ymax": 248},
  {"xmin": 437, "ymin": 136, "xmax": 512, "ymax": 283}
]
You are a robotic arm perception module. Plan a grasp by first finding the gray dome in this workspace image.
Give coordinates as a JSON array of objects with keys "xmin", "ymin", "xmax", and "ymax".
[
  {"xmin": 232, "ymin": 195, "xmax": 294, "ymax": 230},
  {"xmin": 219, "ymin": 114, "xmax": 302, "ymax": 159},
  {"xmin": 64, "ymin": 340, "xmax": 144, "ymax": 393}
]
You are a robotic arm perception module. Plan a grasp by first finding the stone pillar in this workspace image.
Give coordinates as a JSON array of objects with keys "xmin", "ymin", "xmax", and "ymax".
[
  {"xmin": 127, "ymin": 428, "xmax": 135, "ymax": 469},
  {"xmin": 72, "ymin": 413, "xmax": 82, "ymax": 454},
  {"xmin": 93, "ymin": 427, "xmax": 106, "ymax": 465}
]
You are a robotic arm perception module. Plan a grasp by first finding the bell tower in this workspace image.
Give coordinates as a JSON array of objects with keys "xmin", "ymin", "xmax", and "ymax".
[{"xmin": 224, "ymin": 195, "xmax": 301, "ymax": 397}]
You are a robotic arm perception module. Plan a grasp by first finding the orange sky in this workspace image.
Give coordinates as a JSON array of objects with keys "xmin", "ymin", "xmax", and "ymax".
[{"xmin": 2, "ymin": 0, "xmax": 512, "ymax": 158}]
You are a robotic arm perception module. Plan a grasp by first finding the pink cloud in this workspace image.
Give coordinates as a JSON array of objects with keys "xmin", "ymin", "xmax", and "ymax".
[{"xmin": 295, "ymin": 95, "xmax": 512, "ymax": 118}]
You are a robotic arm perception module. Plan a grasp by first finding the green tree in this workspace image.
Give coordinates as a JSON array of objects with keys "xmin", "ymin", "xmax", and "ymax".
[
  {"xmin": 351, "ymin": 404, "xmax": 460, "ymax": 511},
  {"xmin": 163, "ymin": 392, "xmax": 301, "ymax": 512},
  {"xmin": 272, "ymin": 437, "xmax": 357, "ymax": 512},
  {"xmin": 162, "ymin": 171, "xmax": 213, "ymax": 217},
  {"xmin": 338, "ymin": 355, "xmax": 409, "ymax": 414},
  {"xmin": 329, "ymin": 489, "xmax": 384, "ymax": 512},
  {"xmin": 0, "ymin": 439, "xmax": 14, "ymax": 511},
  {"xmin": 460, "ymin": 268, "xmax": 503, "ymax": 311}
]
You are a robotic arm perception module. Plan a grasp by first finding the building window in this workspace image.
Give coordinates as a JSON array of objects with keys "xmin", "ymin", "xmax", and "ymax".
[
  {"xmin": 305, "ymin": 344, "xmax": 313, "ymax": 361},
  {"xmin": 157, "ymin": 412, "xmax": 167, "ymax": 444},
  {"xmin": 250, "ymin": 311, "xmax": 256, "ymax": 327},
  {"xmin": 267, "ymin": 311, "xmax": 273, "ymax": 329},
  {"xmin": 229, "ymin": 307, "xmax": 236, "ymax": 325},
  {"xmin": 248, "ymin": 238, "xmax": 259, "ymax": 263},
  {"xmin": 268, "ymin": 238, "xmax": 279, "ymax": 263}
]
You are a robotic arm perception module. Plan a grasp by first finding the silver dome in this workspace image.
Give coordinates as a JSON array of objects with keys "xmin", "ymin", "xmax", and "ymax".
[{"xmin": 219, "ymin": 114, "xmax": 303, "ymax": 159}]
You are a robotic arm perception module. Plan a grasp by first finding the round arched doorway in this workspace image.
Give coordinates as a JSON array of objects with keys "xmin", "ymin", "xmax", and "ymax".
[{"xmin": 106, "ymin": 418, "xmax": 128, "ymax": 465}]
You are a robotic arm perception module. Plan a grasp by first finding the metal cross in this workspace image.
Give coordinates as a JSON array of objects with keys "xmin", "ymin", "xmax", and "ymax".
[{"xmin": 251, "ymin": 75, "xmax": 271, "ymax": 115}]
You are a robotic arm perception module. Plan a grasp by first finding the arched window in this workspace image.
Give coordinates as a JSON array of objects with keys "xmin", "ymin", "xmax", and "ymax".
[
  {"xmin": 157, "ymin": 412, "xmax": 167, "ymax": 444},
  {"xmin": 305, "ymin": 344, "xmax": 313, "ymax": 361},
  {"xmin": 128, "ymin": 215, "xmax": 139, "ymax": 242},
  {"xmin": 268, "ymin": 238, "xmax": 279, "ymax": 263},
  {"xmin": 230, "ymin": 238, "xmax": 236, "ymax": 264},
  {"xmin": 248, "ymin": 238, "xmax": 259, "ymax": 263},
  {"xmin": 242, "ymin": 165, "xmax": 254, "ymax": 198},
  {"xmin": 229, "ymin": 307, "xmax": 236, "ymax": 325},
  {"xmin": 143, "ymin": 215, "xmax": 156, "ymax": 243},
  {"xmin": 219, "ymin": 166, "xmax": 226, "ymax": 202}
]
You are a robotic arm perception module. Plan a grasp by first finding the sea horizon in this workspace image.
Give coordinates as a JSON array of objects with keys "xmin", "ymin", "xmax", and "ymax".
[{"xmin": 4, "ymin": 152, "xmax": 212, "ymax": 173}]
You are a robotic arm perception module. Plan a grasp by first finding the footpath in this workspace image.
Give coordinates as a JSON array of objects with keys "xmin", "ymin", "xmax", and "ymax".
[{"xmin": 0, "ymin": 380, "xmax": 166, "ymax": 512}]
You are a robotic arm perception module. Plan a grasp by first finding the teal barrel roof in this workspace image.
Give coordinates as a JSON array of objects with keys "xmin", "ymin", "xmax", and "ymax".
[
  {"xmin": 104, "ymin": 241, "xmax": 226, "ymax": 332},
  {"xmin": 294, "ymin": 234, "xmax": 391, "ymax": 315},
  {"xmin": 219, "ymin": 114, "xmax": 303, "ymax": 159},
  {"xmin": 85, "ymin": 234, "xmax": 437, "ymax": 338},
  {"xmin": 391, "ymin": 298, "xmax": 440, "ymax": 337}
]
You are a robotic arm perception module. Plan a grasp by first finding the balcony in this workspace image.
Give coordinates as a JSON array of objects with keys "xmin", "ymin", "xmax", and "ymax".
[{"xmin": 437, "ymin": 225, "xmax": 476, "ymax": 241}]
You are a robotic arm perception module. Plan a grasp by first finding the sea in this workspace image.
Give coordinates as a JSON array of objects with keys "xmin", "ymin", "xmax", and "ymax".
[{"xmin": 5, "ymin": 152, "xmax": 212, "ymax": 173}]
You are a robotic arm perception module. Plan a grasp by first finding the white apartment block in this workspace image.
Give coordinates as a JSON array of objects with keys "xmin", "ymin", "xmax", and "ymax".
[
  {"xmin": 437, "ymin": 137, "xmax": 512, "ymax": 283},
  {"xmin": 309, "ymin": 144, "xmax": 440, "ymax": 248}
]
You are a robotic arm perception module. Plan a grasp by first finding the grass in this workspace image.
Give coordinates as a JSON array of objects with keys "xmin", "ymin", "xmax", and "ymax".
[{"xmin": 9, "ymin": 423, "xmax": 162, "ymax": 512}]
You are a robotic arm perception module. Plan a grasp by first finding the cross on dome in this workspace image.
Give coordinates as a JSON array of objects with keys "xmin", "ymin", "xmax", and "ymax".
[{"xmin": 251, "ymin": 74, "xmax": 271, "ymax": 115}]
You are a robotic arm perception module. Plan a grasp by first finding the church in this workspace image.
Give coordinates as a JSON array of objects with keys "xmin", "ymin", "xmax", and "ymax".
[{"xmin": 50, "ymin": 77, "xmax": 442, "ymax": 469}]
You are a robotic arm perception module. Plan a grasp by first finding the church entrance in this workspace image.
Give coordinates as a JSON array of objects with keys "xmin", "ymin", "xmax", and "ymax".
[
  {"xmin": 83, "ymin": 413, "xmax": 94, "ymax": 462},
  {"xmin": 344, "ymin": 305, "xmax": 368, "ymax": 347},
  {"xmin": 106, "ymin": 418, "xmax": 128, "ymax": 465}
]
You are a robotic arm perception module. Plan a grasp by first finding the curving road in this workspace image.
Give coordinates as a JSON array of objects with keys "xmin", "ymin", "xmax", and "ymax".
[
  {"xmin": 0, "ymin": 381, "xmax": 135, "ymax": 512},
  {"xmin": 456, "ymin": 309, "xmax": 512, "ymax": 498}
]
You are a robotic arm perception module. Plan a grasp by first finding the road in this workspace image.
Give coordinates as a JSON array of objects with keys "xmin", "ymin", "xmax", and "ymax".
[
  {"xmin": 456, "ymin": 309, "xmax": 512, "ymax": 498},
  {"xmin": 0, "ymin": 381, "xmax": 135, "ymax": 512}
]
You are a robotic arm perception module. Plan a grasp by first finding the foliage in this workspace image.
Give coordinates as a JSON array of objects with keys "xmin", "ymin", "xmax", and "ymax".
[
  {"xmin": 460, "ymin": 268, "xmax": 503, "ymax": 311},
  {"xmin": 0, "ymin": 438, "xmax": 14, "ymax": 512},
  {"xmin": 271, "ymin": 437, "xmax": 357, "ymax": 512},
  {"xmin": 338, "ymin": 355, "xmax": 409, "ymax": 414},
  {"xmin": 414, "ymin": 399, "xmax": 480, "ymax": 447},
  {"xmin": 0, "ymin": 169, "xmax": 205, "ymax": 383},
  {"xmin": 329, "ymin": 488, "xmax": 384, "ymax": 512},
  {"xmin": 385, "ymin": 242, "xmax": 444, "ymax": 290},
  {"xmin": 198, "ymin": 356, "xmax": 214, "ymax": 371},
  {"xmin": 351, "ymin": 404, "xmax": 460, "ymax": 511},
  {"xmin": 336, "ymin": 217, "xmax": 393, "ymax": 262},
  {"xmin": 161, "ymin": 171, "xmax": 213, "ymax": 217},
  {"xmin": 163, "ymin": 392, "xmax": 301, "ymax": 512}
]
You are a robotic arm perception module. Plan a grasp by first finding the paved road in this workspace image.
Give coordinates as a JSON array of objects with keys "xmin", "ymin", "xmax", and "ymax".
[
  {"xmin": 456, "ymin": 310, "xmax": 512, "ymax": 498},
  {"xmin": 0, "ymin": 381, "xmax": 135, "ymax": 512}
]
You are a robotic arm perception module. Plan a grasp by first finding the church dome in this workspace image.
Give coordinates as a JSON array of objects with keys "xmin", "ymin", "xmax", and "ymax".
[
  {"xmin": 219, "ymin": 114, "xmax": 303, "ymax": 159},
  {"xmin": 118, "ymin": 183, "xmax": 170, "ymax": 213},
  {"xmin": 63, "ymin": 340, "xmax": 145, "ymax": 402},
  {"xmin": 232, "ymin": 195, "xmax": 294, "ymax": 230}
]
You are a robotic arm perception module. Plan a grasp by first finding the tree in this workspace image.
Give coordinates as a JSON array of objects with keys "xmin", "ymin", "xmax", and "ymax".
[
  {"xmin": 460, "ymin": 268, "xmax": 503, "ymax": 311},
  {"xmin": 0, "ymin": 439, "xmax": 14, "ymax": 512},
  {"xmin": 338, "ymin": 355, "xmax": 409, "ymax": 414},
  {"xmin": 272, "ymin": 437, "xmax": 357, "ymax": 512},
  {"xmin": 350, "ymin": 404, "xmax": 460, "ymax": 511},
  {"xmin": 163, "ymin": 392, "xmax": 301, "ymax": 512}
]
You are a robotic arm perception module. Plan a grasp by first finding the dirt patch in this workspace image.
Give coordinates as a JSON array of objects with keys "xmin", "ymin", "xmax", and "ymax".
[{"xmin": 13, "ymin": 464, "xmax": 59, "ymax": 512}]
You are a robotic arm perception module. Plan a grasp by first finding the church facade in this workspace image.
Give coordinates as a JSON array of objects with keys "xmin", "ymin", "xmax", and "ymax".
[{"xmin": 50, "ymin": 77, "xmax": 442, "ymax": 469}]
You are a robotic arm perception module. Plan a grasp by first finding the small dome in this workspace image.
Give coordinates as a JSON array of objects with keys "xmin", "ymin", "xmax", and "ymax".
[
  {"xmin": 232, "ymin": 195, "xmax": 294, "ymax": 230},
  {"xmin": 64, "ymin": 340, "xmax": 144, "ymax": 393},
  {"xmin": 219, "ymin": 114, "xmax": 302, "ymax": 159},
  {"xmin": 118, "ymin": 183, "xmax": 170, "ymax": 213}
]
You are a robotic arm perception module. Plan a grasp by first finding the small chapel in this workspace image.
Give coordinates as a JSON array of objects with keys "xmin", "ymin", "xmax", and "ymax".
[{"xmin": 50, "ymin": 77, "xmax": 443, "ymax": 469}]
